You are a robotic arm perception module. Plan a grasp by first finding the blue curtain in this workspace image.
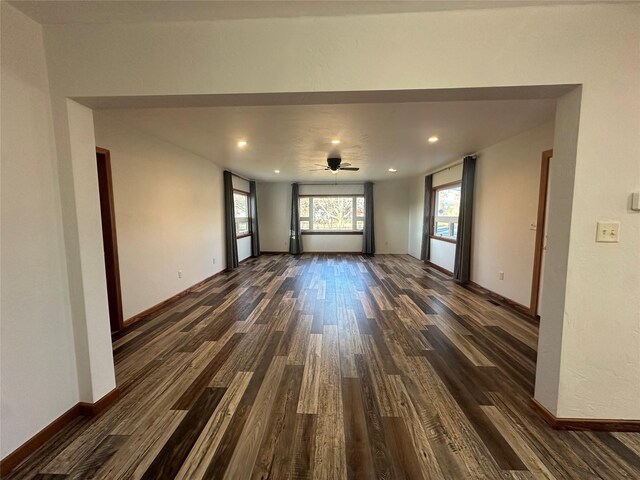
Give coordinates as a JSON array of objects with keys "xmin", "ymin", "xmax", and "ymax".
[
  {"xmin": 223, "ymin": 171, "xmax": 238, "ymax": 270},
  {"xmin": 453, "ymin": 156, "xmax": 477, "ymax": 283},
  {"xmin": 289, "ymin": 183, "xmax": 303, "ymax": 255},
  {"xmin": 420, "ymin": 174, "xmax": 433, "ymax": 261},
  {"xmin": 362, "ymin": 182, "xmax": 375, "ymax": 255},
  {"xmin": 249, "ymin": 180, "xmax": 260, "ymax": 257}
]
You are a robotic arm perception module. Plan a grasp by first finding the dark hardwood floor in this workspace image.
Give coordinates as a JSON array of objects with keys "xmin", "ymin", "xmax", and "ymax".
[{"xmin": 7, "ymin": 254, "xmax": 639, "ymax": 479}]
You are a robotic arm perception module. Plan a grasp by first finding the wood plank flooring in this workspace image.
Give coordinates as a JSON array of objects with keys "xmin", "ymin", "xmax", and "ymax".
[{"xmin": 7, "ymin": 254, "xmax": 640, "ymax": 479}]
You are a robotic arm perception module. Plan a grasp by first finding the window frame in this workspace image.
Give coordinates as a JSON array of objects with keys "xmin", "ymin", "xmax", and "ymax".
[
  {"xmin": 299, "ymin": 194, "xmax": 365, "ymax": 235},
  {"xmin": 233, "ymin": 188, "xmax": 252, "ymax": 239},
  {"xmin": 430, "ymin": 181, "xmax": 461, "ymax": 244}
]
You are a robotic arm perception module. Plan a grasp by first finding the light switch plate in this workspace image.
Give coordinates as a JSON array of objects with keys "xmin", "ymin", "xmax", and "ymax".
[{"xmin": 596, "ymin": 221, "xmax": 620, "ymax": 243}]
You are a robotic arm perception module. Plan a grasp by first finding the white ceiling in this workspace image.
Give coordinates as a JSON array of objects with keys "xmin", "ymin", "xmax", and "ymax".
[
  {"xmin": 96, "ymin": 97, "xmax": 556, "ymax": 182},
  {"xmin": 9, "ymin": 0, "xmax": 620, "ymax": 25}
]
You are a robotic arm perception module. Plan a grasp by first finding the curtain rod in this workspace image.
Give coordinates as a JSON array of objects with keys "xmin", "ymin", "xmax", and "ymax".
[
  {"xmin": 426, "ymin": 160, "xmax": 463, "ymax": 177},
  {"xmin": 424, "ymin": 154, "xmax": 477, "ymax": 178},
  {"xmin": 296, "ymin": 182, "xmax": 369, "ymax": 186}
]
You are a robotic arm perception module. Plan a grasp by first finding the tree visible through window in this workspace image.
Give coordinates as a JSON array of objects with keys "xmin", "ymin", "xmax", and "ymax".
[
  {"xmin": 433, "ymin": 184, "xmax": 461, "ymax": 240},
  {"xmin": 233, "ymin": 191, "xmax": 251, "ymax": 237},
  {"xmin": 299, "ymin": 196, "xmax": 364, "ymax": 232}
]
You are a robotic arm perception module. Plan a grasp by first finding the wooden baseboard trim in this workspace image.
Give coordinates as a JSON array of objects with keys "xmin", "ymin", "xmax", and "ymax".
[
  {"xmin": 122, "ymin": 271, "xmax": 223, "ymax": 328},
  {"xmin": 260, "ymin": 251, "xmax": 366, "ymax": 255},
  {"xmin": 531, "ymin": 398, "xmax": 640, "ymax": 432},
  {"xmin": 78, "ymin": 387, "xmax": 120, "ymax": 417},
  {"xmin": 0, "ymin": 388, "xmax": 121, "ymax": 475},
  {"xmin": 425, "ymin": 260, "xmax": 453, "ymax": 276},
  {"xmin": 466, "ymin": 281, "xmax": 533, "ymax": 319},
  {"xmin": 303, "ymin": 251, "xmax": 361, "ymax": 254},
  {"xmin": 0, "ymin": 404, "xmax": 79, "ymax": 475}
]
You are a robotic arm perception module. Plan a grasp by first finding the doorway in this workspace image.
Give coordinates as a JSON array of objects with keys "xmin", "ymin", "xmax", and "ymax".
[
  {"xmin": 530, "ymin": 149, "xmax": 553, "ymax": 317},
  {"xmin": 96, "ymin": 147, "xmax": 124, "ymax": 333}
]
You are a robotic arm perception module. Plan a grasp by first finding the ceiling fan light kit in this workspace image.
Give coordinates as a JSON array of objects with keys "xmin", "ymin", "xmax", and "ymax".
[{"xmin": 324, "ymin": 155, "xmax": 360, "ymax": 173}]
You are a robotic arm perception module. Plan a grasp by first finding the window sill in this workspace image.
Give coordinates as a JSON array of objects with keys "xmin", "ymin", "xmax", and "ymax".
[
  {"xmin": 236, "ymin": 233, "xmax": 252, "ymax": 239},
  {"xmin": 429, "ymin": 235, "xmax": 457, "ymax": 244},
  {"xmin": 302, "ymin": 231, "xmax": 363, "ymax": 235}
]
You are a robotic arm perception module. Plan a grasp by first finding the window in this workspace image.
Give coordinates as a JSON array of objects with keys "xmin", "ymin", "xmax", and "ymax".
[
  {"xmin": 299, "ymin": 195, "xmax": 365, "ymax": 233},
  {"xmin": 233, "ymin": 190, "xmax": 251, "ymax": 238},
  {"xmin": 432, "ymin": 183, "xmax": 461, "ymax": 241}
]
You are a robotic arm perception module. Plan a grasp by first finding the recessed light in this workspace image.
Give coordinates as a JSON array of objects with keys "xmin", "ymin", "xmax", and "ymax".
[
  {"xmin": 331, "ymin": 139, "xmax": 341, "ymax": 145},
  {"xmin": 237, "ymin": 140, "xmax": 247, "ymax": 148},
  {"xmin": 428, "ymin": 136, "xmax": 439, "ymax": 143},
  {"xmin": 274, "ymin": 170, "xmax": 280, "ymax": 173},
  {"xmin": 388, "ymin": 168, "xmax": 397, "ymax": 172}
]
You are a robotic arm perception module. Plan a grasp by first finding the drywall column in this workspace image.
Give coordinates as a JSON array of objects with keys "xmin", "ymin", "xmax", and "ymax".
[
  {"xmin": 553, "ymin": 81, "xmax": 640, "ymax": 419},
  {"xmin": 534, "ymin": 88, "xmax": 581, "ymax": 415},
  {"xmin": 0, "ymin": 3, "xmax": 80, "ymax": 458},
  {"xmin": 51, "ymin": 98, "xmax": 117, "ymax": 402},
  {"xmin": 537, "ymin": 80, "xmax": 640, "ymax": 420}
]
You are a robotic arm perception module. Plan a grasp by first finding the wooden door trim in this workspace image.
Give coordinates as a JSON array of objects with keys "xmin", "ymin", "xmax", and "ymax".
[
  {"xmin": 96, "ymin": 147, "xmax": 124, "ymax": 332},
  {"xmin": 529, "ymin": 149, "xmax": 553, "ymax": 317}
]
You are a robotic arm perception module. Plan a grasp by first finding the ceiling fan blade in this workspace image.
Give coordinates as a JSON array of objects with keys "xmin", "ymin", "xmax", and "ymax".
[
  {"xmin": 339, "ymin": 167, "xmax": 360, "ymax": 171},
  {"xmin": 308, "ymin": 168, "xmax": 329, "ymax": 171},
  {"xmin": 314, "ymin": 164, "xmax": 328, "ymax": 167},
  {"xmin": 339, "ymin": 162, "xmax": 351, "ymax": 167}
]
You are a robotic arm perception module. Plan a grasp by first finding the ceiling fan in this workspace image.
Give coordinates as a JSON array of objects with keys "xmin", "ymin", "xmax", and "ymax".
[{"xmin": 311, "ymin": 155, "xmax": 360, "ymax": 174}]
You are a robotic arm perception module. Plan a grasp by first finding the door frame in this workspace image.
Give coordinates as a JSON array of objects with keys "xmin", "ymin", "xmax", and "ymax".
[
  {"xmin": 96, "ymin": 147, "xmax": 124, "ymax": 333},
  {"xmin": 529, "ymin": 149, "xmax": 553, "ymax": 317}
]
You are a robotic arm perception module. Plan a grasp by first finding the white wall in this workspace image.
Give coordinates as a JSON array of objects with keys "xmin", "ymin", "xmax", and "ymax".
[
  {"xmin": 257, "ymin": 180, "xmax": 409, "ymax": 254},
  {"xmin": 429, "ymin": 240, "xmax": 456, "ymax": 272},
  {"xmin": 29, "ymin": 1, "xmax": 640, "ymax": 423},
  {"xmin": 0, "ymin": 4, "xmax": 79, "ymax": 458},
  {"xmin": 238, "ymin": 236, "xmax": 252, "ymax": 262},
  {"xmin": 374, "ymin": 179, "xmax": 410, "ymax": 254},
  {"xmin": 432, "ymin": 164, "xmax": 464, "ymax": 187},
  {"xmin": 232, "ymin": 176, "xmax": 250, "ymax": 192},
  {"xmin": 93, "ymin": 113, "xmax": 226, "ymax": 319},
  {"xmin": 257, "ymin": 182, "xmax": 291, "ymax": 252},
  {"xmin": 472, "ymin": 121, "xmax": 554, "ymax": 307}
]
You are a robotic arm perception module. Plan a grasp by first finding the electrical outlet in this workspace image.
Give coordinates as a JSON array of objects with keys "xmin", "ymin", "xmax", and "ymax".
[
  {"xmin": 596, "ymin": 221, "xmax": 620, "ymax": 243},
  {"xmin": 499, "ymin": 271, "xmax": 504, "ymax": 280},
  {"xmin": 177, "ymin": 270, "xmax": 183, "ymax": 279},
  {"xmin": 212, "ymin": 258, "xmax": 216, "ymax": 265}
]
